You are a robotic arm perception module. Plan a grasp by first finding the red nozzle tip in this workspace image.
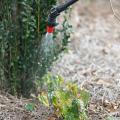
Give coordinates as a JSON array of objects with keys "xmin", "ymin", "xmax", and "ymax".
[{"xmin": 47, "ymin": 26, "xmax": 55, "ymax": 33}]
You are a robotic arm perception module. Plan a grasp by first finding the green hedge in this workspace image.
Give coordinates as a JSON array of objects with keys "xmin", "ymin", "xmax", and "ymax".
[{"xmin": 0, "ymin": 0, "xmax": 71, "ymax": 97}]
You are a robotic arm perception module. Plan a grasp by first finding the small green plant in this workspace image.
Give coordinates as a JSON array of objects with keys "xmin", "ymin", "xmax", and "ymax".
[
  {"xmin": 25, "ymin": 103, "xmax": 35, "ymax": 112},
  {"xmin": 37, "ymin": 73, "xmax": 90, "ymax": 120}
]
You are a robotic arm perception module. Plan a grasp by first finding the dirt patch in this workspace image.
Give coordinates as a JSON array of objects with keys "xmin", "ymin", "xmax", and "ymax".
[{"xmin": 0, "ymin": 91, "xmax": 49, "ymax": 120}]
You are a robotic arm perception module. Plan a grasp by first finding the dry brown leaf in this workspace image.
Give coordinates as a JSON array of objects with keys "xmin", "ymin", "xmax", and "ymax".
[
  {"xmin": 103, "ymin": 100, "xmax": 119, "ymax": 112},
  {"xmin": 96, "ymin": 80, "xmax": 112, "ymax": 87}
]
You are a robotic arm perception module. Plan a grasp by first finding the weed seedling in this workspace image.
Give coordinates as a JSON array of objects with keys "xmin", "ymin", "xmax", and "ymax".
[{"xmin": 38, "ymin": 73, "xmax": 90, "ymax": 120}]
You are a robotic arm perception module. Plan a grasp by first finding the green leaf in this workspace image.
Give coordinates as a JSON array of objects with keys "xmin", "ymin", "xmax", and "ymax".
[
  {"xmin": 80, "ymin": 89, "xmax": 90, "ymax": 106},
  {"xmin": 38, "ymin": 92, "xmax": 49, "ymax": 107},
  {"xmin": 106, "ymin": 116, "xmax": 115, "ymax": 120},
  {"xmin": 25, "ymin": 103, "xmax": 35, "ymax": 112}
]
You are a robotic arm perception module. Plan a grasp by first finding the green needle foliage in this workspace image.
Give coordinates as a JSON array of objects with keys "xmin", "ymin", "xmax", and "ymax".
[
  {"xmin": 38, "ymin": 73, "xmax": 90, "ymax": 120},
  {"xmin": 0, "ymin": 0, "xmax": 72, "ymax": 97}
]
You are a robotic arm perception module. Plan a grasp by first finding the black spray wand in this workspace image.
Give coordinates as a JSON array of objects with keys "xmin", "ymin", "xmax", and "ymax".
[{"xmin": 47, "ymin": 0, "xmax": 78, "ymax": 33}]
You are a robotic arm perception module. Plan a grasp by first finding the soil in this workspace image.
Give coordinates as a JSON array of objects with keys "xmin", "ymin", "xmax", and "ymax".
[
  {"xmin": 0, "ymin": 91, "xmax": 49, "ymax": 120},
  {"xmin": 1, "ymin": 0, "xmax": 120, "ymax": 120}
]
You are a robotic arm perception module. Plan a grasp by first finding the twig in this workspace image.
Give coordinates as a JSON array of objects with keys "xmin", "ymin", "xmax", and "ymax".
[{"xmin": 109, "ymin": 0, "xmax": 120, "ymax": 22}]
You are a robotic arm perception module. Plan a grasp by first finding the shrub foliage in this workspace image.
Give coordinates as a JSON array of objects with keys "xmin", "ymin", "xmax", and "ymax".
[{"xmin": 0, "ymin": 0, "xmax": 71, "ymax": 96}]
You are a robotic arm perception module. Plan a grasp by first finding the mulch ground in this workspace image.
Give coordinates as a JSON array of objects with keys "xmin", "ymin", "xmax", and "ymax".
[{"xmin": 0, "ymin": 91, "xmax": 49, "ymax": 120}]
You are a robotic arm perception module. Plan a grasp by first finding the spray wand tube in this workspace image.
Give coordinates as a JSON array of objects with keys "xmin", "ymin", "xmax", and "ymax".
[{"xmin": 47, "ymin": 0, "xmax": 78, "ymax": 33}]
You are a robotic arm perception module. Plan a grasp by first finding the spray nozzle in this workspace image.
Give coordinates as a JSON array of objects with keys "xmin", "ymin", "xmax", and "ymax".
[
  {"xmin": 47, "ymin": 7, "xmax": 60, "ymax": 27},
  {"xmin": 47, "ymin": 0, "xmax": 78, "ymax": 33}
]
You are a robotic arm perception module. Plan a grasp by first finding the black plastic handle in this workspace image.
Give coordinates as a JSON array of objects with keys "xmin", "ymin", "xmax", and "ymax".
[
  {"xmin": 47, "ymin": 0, "xmax": 78, "ymax": 27},
  {"xmin": 57, "ymin": 0, "xmax": 78, "ymax": 13}
]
